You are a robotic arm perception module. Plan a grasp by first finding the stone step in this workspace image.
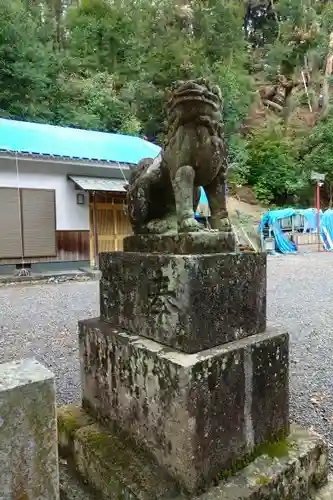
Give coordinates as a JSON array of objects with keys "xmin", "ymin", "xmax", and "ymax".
[
  {"xmin": 58, "ymin": 405, "xmax": 331, "ymax": 500},
  {"xmin": 59, "ymin": 462, "xmax": 99, "ymax": 500},
  {"xmin": 58, "ymin": 405, "xmax": 181, "ymax": 500}
]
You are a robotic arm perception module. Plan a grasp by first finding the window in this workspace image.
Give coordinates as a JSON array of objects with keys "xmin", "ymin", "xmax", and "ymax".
[
  {"xmin": 0, "ymin": 188, "xmax": 23, "ymax": 258},
  {"xmin": 0, "ymin": 188, "xmax": 56, "ymax": 259}
]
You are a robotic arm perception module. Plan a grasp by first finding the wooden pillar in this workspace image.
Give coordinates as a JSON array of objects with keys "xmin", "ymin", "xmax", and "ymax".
[
  {"xmin": 113, "ymin": 202, "xmax": 118, "ymax": 251},
  {"xmin": 92, "ymin": 191, "xmax": 99, "ymax": 269},
  {"xmin": 89, "ymin": 194, "xmax": 94, "ymax": 268}
]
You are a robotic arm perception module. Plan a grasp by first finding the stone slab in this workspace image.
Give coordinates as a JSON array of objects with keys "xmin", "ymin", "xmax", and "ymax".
[
  {"xmin": 59, "ymin": 462, "xmax": 99, "ymax": 500},
  {"xmin": 195, "ymin": 425, "xmax": 329, "ymax": 500},
  {"xmin": 58, "ymin": 409, "xmax": 330, "ymax": 500},
  {"xmin": 0, "ymin": 358, "xmax": 59, "ymax": 500},
  {"xmin": 79, "ymin": 318, "xmax": 289, "ymax": 493},
  {"xmin": 58, "ymin": 406, "xmax": 180, "ymax": 500},
  {"xmin": 99, "ymin": 251, "xmax": 267, "ymax": 353},
  {"xmin": 123, "ymin": 231, "xmax": 236, "ymax": 254}
]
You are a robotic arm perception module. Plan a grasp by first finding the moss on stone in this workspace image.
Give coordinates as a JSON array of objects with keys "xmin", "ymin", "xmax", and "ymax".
[
  {"xmin": 217, "ymin": 433, "xmax": 293, "ymax": 482},
  {"xmin": 256, "ymin": 438, "xmax": 291, "ymax": 459},
  {"xmin": 57, "ymin": 405, "xmax": 94, "ymax": 440},
  {"xmin": 80, "ymin": 424, "xmax": 129, "ymax": 462},
  {"xmin": 74, "ymin": 423, "xmax": 181, "ymax": 499},
  {"xmin": 218, "ymin": 454, "xmax": 253, "ymax": 482}
]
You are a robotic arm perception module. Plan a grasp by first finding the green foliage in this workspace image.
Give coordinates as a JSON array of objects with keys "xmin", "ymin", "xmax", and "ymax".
[
  {"xmin": 2, "ymin": 0, "xmax": 333, "ymax": 208},
  {"xmin": 65, "ymin": 0, "xmax": 135, "ymax": 74},
  {"xmin": 54, "ymin": 73, "xmax": 141, "ymax": 133},
  {"xmin": 0, "ymin": 0, "xmax": 58, "ymax": 121},
  {"xmin": 246, "ymin": 127, "xmax": 305, "ymax": 204},
  {"xmin": 263, "ymin": 0, "xmax": 324, "ymax": 81},
  {"xmin": 215, "ymin": 63, "xmax": 255, "ymax": 138},
  {"xmin": 228, "ymin": 136, "xmax": 250, "ymax": 187},
  {"xmin": 240, "ymin": 0, "xmax": 333, "ymax": 206},
  {"xmin": 302, "ymin": 111, "xmax": 333, "ymax": 189},
  {"xmin": 0, "ymin": 0, "xmax": 254, "ymax": 140},
  {"xmin": 120, "ymin": 0, "xmax": 254, "ymax": 139},
  {"xmin": 300, "ymin": 110, "xmax": 333, "ymax": 208}
]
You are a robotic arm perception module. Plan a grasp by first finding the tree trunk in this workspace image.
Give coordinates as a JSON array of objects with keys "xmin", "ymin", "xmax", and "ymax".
[
  {"xmin": 322, "ymin": 31, "xmax": 333, "ymax": 114},
  {"xmin": 262, "ymin": 99, "xmax": 283, "ymax": 113},
  {"xmin": 53, "ymin": 0, "xmax": 63, "ymax": 51}
]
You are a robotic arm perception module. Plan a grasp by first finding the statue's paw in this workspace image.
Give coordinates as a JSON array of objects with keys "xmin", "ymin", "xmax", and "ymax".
[
  {"xmin": 147, "ymin": 216, "xmax": 177, "ymax": 235},
  {"xmin": 178, "ymin": 218, "xmax": 204, "ymax": 233},
  {"xmin": 210, "ymin": 217, "xmax": 232, "ymax": 231}
]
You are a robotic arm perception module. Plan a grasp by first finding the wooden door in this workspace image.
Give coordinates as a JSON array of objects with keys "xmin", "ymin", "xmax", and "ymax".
[{"xmin": 89, "ymin": 199, "xmax": 132, "ymax": 266}]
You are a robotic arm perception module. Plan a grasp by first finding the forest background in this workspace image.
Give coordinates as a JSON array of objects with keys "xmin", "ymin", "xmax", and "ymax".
[{"xmin": 3, "ymin": 0, "xmax": 333, "ymax": 207}]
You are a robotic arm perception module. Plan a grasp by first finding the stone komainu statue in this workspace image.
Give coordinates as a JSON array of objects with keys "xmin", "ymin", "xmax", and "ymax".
[{"xmin": 126, "ymin": 78, "xmax": 230, "ymax": 235}]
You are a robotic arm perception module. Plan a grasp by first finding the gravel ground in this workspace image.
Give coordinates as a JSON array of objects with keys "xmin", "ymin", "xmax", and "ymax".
[
  {"xmin": 268, "ymin": 252, "xmax": 333, "ymax": 463},
  {"xmin": 0, "ymin": 280, "xmax": 99, "ymax": 406},
  {"xmin": 1, "ymin": 253, "xmax": 333, "ymax": 461}
]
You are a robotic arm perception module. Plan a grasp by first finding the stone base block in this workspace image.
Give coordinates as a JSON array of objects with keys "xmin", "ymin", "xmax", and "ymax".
[
  {"xmin": 99, "ymin": 251, "xmax": 266, "ymax": 353},
  {"xmin": 0, "ymin": 358, "xmax": 59, "ymax": 500},
  {"xmin": 58, "ymin": 406, "xmax": 179, "ymax": 500},
  {"xmin": 123, "ymin": 231, "xmax": 236, "ymax": 254},
  {"xmin": 196, "ymin": 425, "xmax": 329, "ymax": 500},
  {"xmin": 79, "ymin": 318, "xmax": 289, "ymax": 493},
  {"xmin": 58, "ymin": 407, "xmax": 330, "ymax": 500}
]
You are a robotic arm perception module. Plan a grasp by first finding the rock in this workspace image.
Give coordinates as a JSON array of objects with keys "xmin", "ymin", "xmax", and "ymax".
[{"xmin": 0, "ymin": 358, "xmax": 59, "ymax": 499}]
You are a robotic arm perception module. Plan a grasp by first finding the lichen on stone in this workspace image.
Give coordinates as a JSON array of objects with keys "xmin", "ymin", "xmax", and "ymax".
[{"xmin": 255, "ymin": 474, "xmax": 271, "ymax": 486}]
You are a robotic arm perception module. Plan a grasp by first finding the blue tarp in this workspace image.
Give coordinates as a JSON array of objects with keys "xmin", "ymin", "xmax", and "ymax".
[
  {"xmin": 259, "ymin": 209, "xmax": 298, "ymax": 253},
  {"xmin": 259, "ymin": 208, "xmax": 326, "ymax": 253},
  {"xmin": 301, "ymin": 208, "xmax": 318, "ymax": 233},
  {"xmin": 0, "ymin": 118, "xmax": 161, "ymax": 165},
  {"xmin": 321, "ymin": 210, "xmax": 333, "ymax": 250},
  {"xmin": 195, "ymin": 187, "xmax": 209, "ymax": 218},
  {"xmin": 195, "ymin": 185, "xmax": 230, "ymax": 218}
]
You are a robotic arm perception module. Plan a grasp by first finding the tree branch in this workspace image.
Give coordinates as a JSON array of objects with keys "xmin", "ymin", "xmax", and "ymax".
[{"xmin": 262, "ymin": 99, "xmax": 283, "ymax": 112}]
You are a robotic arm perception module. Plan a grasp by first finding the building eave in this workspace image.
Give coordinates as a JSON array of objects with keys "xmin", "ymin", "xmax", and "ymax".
[{"xmin": 0, "ymin": 149, "xmax": 134, "ymax": 170}]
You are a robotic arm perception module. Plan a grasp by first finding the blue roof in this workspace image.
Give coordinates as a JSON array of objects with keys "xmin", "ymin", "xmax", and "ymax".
[{"xmin": 0, "ymin": 118, "xmax": 161, "ymax": 164}]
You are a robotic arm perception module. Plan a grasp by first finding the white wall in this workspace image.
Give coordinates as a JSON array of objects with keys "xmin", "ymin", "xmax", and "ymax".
[{"xmin": 0, "ymin": 158, "xmax": 89, "ymax": 230}]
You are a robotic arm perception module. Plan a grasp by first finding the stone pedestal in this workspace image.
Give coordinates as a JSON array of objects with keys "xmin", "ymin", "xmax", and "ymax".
[
  {"xmin": 79, "ymin": 318, "xmax": 289, "ymax": 493},
  {"xmin": 123, "ymin": 231, "xmax": 236, "ymax": 254},
  {"xmin": 60, "ymin": 232, "xmax": 333, "ymax": 499},
  {"xmin": 57, "ymin": 409, "xmax": 333, "ymax": 500},
  {"xmin": 0, "ymin": 358, "xmax": 59, "ymax": 500},
  {"xmin": 100, "ymin": 251, "xmax": 266, "ymax": 353}
]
